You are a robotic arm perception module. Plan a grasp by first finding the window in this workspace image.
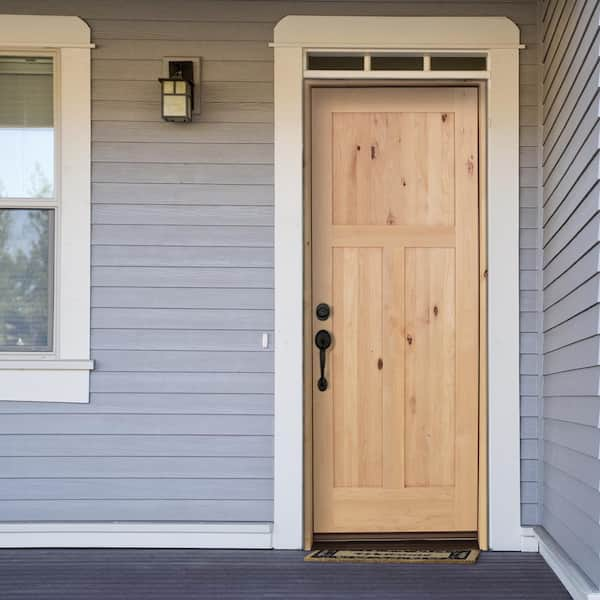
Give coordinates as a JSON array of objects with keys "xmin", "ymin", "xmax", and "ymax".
[
  {"xmin": 0, "ymin": 15, "xmax": 93, "ymax": 402},
  {"xmin": 304, "ymin": 51, "xmax": 488, "ymax": 74},
  {"xmin": 0, "ymin": 209, "xmax": 54, "ymax": 351},
  {"xmin": 0, "ymin": 56, "xmax": 55, "ymax": 352}
]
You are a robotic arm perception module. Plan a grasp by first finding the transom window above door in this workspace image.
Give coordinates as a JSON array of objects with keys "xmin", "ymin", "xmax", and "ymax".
[{"xmin": 305, "ymin": 52, "xmax": 488, "ymax": 74}]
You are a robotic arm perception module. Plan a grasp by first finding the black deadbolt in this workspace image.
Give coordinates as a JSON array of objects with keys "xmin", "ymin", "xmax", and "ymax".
[{"xmin": 316, "ymin": 303, "xmax": 330, "ymax": 321}]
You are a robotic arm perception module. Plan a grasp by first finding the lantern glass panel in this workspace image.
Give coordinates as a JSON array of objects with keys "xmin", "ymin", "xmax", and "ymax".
[
  {"xmin": 164, "ymin": 94, "xmax": 187, "ymax": 117},
  {"xmin": 175, "ymin": 80, "xmax": 187, "ymax": 94},
  {"xmin": 162, "ymin": 80, "xmax": 174, "ymax": 94}
]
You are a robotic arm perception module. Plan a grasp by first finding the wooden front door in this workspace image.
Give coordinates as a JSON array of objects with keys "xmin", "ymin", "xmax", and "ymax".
[{"xmin": 311, "ymin": 87, "xmax": 479, "ymax": 534}]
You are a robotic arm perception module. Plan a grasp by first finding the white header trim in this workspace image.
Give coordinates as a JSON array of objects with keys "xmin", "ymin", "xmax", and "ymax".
[
  {"xmin": 273, "ymin": 16, "xmax": 521, "ymax": 550},
  {"xmin": 272, "ymin": 16, "xmax": 521, "ymax": 48},
  {"xmin": 0, "ymin": 15, "xmax": 92, "ymax": 47}
]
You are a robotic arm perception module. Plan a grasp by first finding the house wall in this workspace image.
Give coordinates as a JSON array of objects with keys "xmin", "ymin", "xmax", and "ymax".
[
  {"xmin": 541, "ymin": 0, "xmax": 600, "ymax": 587},
  {"xmin": 0, "ymin": 0, "xmax": 541, "ymax": 528}
]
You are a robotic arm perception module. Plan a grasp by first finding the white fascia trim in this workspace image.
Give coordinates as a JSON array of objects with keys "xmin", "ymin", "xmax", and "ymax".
[
  {"xmin": 0, "ymin": 15, "xmax": 93, "ymax": 403},
  {"xmin": 535, "ymin": 527, "xmax": 600, "ymax": 600},
  {"xmin": 0, "ymin": 523, "xmax": 273, "ymax": 549},
  {"xmin": 273, "ymin": 16, "xmax": 521, "ymax": 550}
]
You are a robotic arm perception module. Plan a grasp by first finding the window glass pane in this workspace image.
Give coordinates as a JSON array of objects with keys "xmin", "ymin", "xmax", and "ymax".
[
  {"xmin": 0, "ymin": 209, "xmax": 53, "ymax": 351},
  {"xmin": 371, "ymin": 55, "xmax": 424, "ymax": 71},
  {"xmin": 430, "ymin": 56, "xmax": 487, "ymax": 71},
  {"xmin": 307, "ymin": 54, "xmax": 364, "ymax": 70},
  {"xmin": 0, "ymin": 56, "xmax": 54, "ymax": 198}
]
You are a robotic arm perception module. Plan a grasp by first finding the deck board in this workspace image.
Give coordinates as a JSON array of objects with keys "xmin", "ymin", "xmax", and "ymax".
[{"xmin": 0, "ymin": 549, "xmax": 569, "ymax": 599}]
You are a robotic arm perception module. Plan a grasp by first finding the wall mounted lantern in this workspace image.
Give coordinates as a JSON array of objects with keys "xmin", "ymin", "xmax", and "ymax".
[{"xmin": 158, "ymin": 60, "xmax": 194, "ymax": 122}]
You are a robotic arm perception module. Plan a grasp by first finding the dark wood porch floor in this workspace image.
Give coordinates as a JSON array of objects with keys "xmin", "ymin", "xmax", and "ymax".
[{"xmin": 0, "ymin": 549, "xmax": 569, "ymax": 599}]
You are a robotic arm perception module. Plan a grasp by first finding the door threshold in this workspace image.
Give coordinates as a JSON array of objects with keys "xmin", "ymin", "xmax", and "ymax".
[{"xmin": 312, "ymin": 532, "xmax": 479, "ymax": 551}]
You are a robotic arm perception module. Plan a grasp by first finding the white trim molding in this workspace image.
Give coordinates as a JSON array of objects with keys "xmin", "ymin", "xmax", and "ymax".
[
  {"xmin": 535, "ymin": 527, "xmax": 600, "ymax": 600},
  {"xmin": 0, "ymin": 522, "xmax": 273, "ymax": 549},
  {"xmin": 0, "ymin": 15, "xmax": 93, "ymax": 48},
  {"xmin": 273, "ymin": 16, "xmax": 521, "ymax": 550},
  {"xmin": 0, "ymin": 15, "xmax": 93, "ymax": 403},
  {"xmin": 520, "ymin": 527, "xmax": 539, "ymax": 552}
]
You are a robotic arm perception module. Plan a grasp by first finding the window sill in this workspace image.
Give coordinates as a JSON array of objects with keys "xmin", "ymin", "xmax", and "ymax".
[{"xmin": 0, "ymin": 359, "xmax": 94, "ymax": 403}]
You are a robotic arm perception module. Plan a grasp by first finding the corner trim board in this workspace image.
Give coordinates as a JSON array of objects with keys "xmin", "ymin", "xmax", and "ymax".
[{"xmin": 0, "ymin": 523, "xmax": 273, "ymax": 549}]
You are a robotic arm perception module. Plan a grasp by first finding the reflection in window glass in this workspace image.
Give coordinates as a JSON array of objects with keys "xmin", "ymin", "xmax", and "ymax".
[
  {"xmin": 430, "ymin": 56, "xmax": 487, "ymax": 71},
  {"xmin": 307, "ymin": 54, "xmax": 364, "ymax": 70},
  {"xmin": 0, "ymin": 209, "xmax": 53, "ymax": 351},
  {"xmin": 0, "ymin": 56, "xmax": 54, "ymax": 198},
  {"xmin": 371, "ymin": 56, "xmax": 424, "ymax": 71}
]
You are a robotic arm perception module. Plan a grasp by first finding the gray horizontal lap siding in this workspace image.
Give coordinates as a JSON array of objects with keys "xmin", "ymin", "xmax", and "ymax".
[
  {"xmin": 541, "ymin": 0, "xmax": 600, "ymax": 587},
  {"xmin": 0, "ymin": 0, "xmax": 539, "ymax": 527}
]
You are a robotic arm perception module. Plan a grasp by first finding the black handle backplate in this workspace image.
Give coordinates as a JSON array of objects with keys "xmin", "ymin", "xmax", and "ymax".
[{"xmin": 315, "ymin": 330, "xmax": 332, "ymax": 391}]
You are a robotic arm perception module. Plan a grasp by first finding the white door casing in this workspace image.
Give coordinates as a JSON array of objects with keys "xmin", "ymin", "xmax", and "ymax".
[{"xmin": 272, "ymin": 16, "xmax": 521, "ymax": 550}]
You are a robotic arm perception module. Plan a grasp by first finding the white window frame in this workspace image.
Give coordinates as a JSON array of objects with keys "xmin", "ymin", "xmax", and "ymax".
[
  {"xmin": 272, "ymin": 16, "xmax": 522, "ymax": 551},
  {"xmin": 0, "ymin": 15, "xmax": 93, "ymax": 402}
]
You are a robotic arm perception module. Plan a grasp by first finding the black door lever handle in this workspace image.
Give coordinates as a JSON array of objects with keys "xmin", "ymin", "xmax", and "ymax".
[{"xmin": 315, "ymin": 330, "xmax": 332, "ymax": 391}]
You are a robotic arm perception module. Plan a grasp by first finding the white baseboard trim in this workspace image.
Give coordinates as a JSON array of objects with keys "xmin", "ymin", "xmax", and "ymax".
[
  {"xmin": 0, "ymin": 522, "xmax": 273, "ymax": 549},
  {"xmin": 520, "ymin": 527, "xmax": 539, "ymax": 552},
  {"xmin": 534, "ymin": 527, "xmax": 600, "ymax": 600}
]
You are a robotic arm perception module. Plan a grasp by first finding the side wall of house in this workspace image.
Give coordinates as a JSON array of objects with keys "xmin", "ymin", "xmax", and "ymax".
[
  {"xmin": 0, "ymin": 0, "xmax": 540, "ymax": 528},
  {"xmin": 541, "ymin": 0, "xmax": 600, "ymax": 587}
]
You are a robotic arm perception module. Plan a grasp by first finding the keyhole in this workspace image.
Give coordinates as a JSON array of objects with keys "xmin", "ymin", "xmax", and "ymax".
[
  {"xmin": 433, "ymin": 305, "xmax": 439, "ymax": 316},
  {"xmin": 377, "ymin": 358, "xmax": 383, "ymax": 370},
  {"xmin": 407, "ymin": 335, "xmax": 413, "ymax": 345}
]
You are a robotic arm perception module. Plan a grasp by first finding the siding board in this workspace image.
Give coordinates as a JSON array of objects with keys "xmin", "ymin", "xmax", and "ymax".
[
  {"xmin": 91, "ymin": 330, "xmax": 272, "ymax": 351},
  {"xmin": 91, "ymin": 350, "xmax": 274, "ymax": 372},
  {"xmin": 93, "ymin": 205, "xmax": 274, "ymax": 226},
  {"xmin": 0, "ymin": 394, "xmax": 275, "ymax": 415},
  {"xmin": 93, "ymin": 101, "xmax": 275, "ymax": 123},
  {"xmin": 0, "ymin": 414, "xmax": 274, "ymax": 436},
  {"xmin": 2, "ymin": 457, "xmax": 273, "ymax": 479},
  {"xmin": 92, "ymin": 122, "xmax": 275, "ymax": 143},
  {"xmin": 90, "ymin": 372, "xmax": 274, "ymax": 394},
  {"xmin": 92, "ymin": 183, "xmax": 274, "ymax": 206},
  {"xmin": 92, "ymin": 246, "xmax": 274, "ymax": 268},
  {"xmin": 92, "ymin": 225, "xmax": 274, "ymax": 246},
  {"xmin": 92, "ymin": 268, "xmax": 273, "ymax": 288},
  {"xmin": 0, "ymin": 500, "xmax": 273, "ymax": 522},
  {"xmin": 0, "ymin": 436, "xmax": 273, "ymax": 457},
  {"xmin": 91, "ymin": 288, "xmax": 274, "ymax": 309},
  {"xmin": 0, "ymin": 478, "xmax": 274, "ymax": 500},
  {"xmin": 92, "ymin": 142, "xmax": 273, "ymax": 164}
]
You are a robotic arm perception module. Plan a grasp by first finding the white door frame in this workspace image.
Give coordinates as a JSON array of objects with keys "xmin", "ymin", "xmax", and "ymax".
[{"xmin": 272, "ymin": 16, "xmax": 522, "ymax": 550}]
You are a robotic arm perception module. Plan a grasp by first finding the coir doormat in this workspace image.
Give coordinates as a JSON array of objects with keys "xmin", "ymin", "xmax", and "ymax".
[{"xmin": 304, "ymin": 548, "xmax": 480, "ymax": 564}]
